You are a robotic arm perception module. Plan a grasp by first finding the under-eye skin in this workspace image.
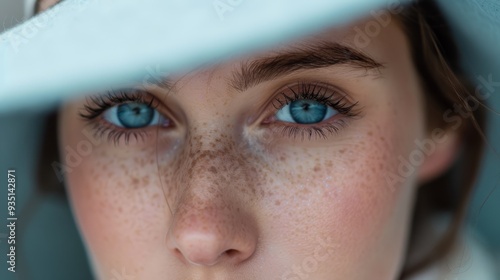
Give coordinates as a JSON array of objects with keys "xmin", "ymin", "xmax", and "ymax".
[{"xmin": 265, "ymin": 81, "xmax": 361, "ymax": 140}]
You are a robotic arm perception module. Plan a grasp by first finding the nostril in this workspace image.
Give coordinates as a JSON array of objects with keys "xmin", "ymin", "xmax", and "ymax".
[
  {"xmin": 225, "ymin": 249, "xmax": 238, "ymax": 258},
  {"xmin": 174, "ymin": 248, "xmax": 182, "ymax": 258}
]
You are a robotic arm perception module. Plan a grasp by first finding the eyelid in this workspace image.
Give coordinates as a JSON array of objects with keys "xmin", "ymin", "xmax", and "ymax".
[
  {"xmin": 257, "ymin": 81, "xmax": 361, "ymax": 141},
  {"xmin": 79, "ymin": 90, "xmax": 160, "ymax": 121},
  {"xmin": 269, "ymin": 81, "xmax": 360, "ymax": 117}
]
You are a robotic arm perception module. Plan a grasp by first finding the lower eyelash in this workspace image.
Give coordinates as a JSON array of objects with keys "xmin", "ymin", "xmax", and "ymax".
[
  {"xmin": 86, "ymin": 121, "xmax": 151, "ymax": 146},
  {"xmin": 271, "ymin": 119, "xmax": 350, "ymax": 141}
]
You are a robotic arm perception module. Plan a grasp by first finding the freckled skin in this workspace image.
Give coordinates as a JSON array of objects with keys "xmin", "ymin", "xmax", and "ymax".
[{"xmin": 55, "ymin": 12, "xmax": 434, "ymax": 280}]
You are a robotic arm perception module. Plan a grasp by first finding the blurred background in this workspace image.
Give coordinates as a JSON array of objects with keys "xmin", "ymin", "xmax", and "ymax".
[
  {"xmin": 0, "ymin": 1, "xmax": 93, "ymax": 279},
  {"xmin": 0, "ymin": 0, "xmax": 499, "ymax": 279}
]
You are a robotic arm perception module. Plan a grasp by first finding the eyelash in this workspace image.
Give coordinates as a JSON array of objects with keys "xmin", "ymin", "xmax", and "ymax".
[
  {"xmin": 79, "ymin": 90, "xmax": 161, "ymax": 145},
  {"xmin": 79, "ymin": 83, "xmax": 360, "ymax": 144},
  {"xmin": 269, "ymin": 82, "xmax": 360, "ymax": 140}
]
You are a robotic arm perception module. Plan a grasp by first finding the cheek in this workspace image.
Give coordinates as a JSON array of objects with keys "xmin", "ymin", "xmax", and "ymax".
[
  {"xmin": 60, "ymin": 129, "xmax": 168, "ymax": 272},
  {"xmin": 270, "ymin": 139, "xmax": 396, "ymax": 229},
  {"xmin": 260, "ymin": 120, "xmax": 419, "ymax": 275}
]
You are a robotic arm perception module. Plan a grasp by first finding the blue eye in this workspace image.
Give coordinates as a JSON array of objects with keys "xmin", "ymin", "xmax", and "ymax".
[
  {"xmin": 276, "ymin": 99, "xmax": 337, "ymax": 124},
  {"xmin": 103, "ymin": 103, "xmax": 161, "ymax": 128}
]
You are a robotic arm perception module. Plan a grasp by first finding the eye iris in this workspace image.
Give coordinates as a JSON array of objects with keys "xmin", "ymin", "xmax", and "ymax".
[
  {"xmin": 289, "ymin": 100, "xmax": 327, "ymax": 124},
  {"xmin": 116, "ymin": 103, "xmax": 155, "ymax": 128}
]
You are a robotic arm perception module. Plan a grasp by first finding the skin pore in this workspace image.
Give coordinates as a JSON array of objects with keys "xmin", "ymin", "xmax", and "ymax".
[{"xmin": 40, "ymin": 0, "xmax": 459, "ymax": 279}]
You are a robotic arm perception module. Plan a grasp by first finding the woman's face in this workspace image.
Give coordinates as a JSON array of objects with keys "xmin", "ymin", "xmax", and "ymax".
[{"xmin": 53, "ymin": 3, "xmax": 432, "ymax": 279}]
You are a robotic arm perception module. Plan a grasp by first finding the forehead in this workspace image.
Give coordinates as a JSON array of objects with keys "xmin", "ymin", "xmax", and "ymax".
[{"xmin": 36, "ymin": 0, "xmax": 61, "ymax": 13}]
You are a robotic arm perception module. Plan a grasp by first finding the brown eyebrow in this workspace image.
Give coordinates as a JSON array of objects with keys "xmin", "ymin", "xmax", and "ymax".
[{"xmin": 230, "ymin": 41, "xmax": 384, "ymax": 92}]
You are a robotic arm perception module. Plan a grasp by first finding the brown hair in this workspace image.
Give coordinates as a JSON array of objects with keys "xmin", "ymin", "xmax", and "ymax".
[
  {"xmin": 396, "ymin": 0, "xmax": 487, "ymax": 278},
  {"xmin": 34, "ymin": 0, "xmax": 487, "ymax": 278}
]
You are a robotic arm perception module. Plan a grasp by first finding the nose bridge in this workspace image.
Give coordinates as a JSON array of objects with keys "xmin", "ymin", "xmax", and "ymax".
[
  {"xmin": 165, "ymin": 131, "xmax": 259, "ymax": 266},
  {"xmin": 173, "ymin": 129, "xmax": 257, "ymax": 203}
]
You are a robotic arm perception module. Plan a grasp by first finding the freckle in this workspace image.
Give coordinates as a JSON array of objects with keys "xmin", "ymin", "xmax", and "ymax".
[
  {"xmin": 132, "ymin": 177, "xmax": 139, "ymax": 185},
  {"xmin": 368, "ymin": 131, "xmax": 373, "ymax": 136},
  {"xmin": 339, "ymin": 149, "xmax": 345, "ymax": 154},
  {"xmin": 300, "ymin": 188, "xmax": 310, "ymax": 195},
  {"xmin": 209, "ymin": 166, "xmax": 218, "ymax": 174},
  {"xmin": 260, "ymin": 189, "xmax": 265, "ymax": 196},
  {"xmin": 275, "ymin": 200, "xmax": 281, "ymax": 206},
  {"xmin": 313, "ymin": 165, "xmax": 321, "ymax": 172}
]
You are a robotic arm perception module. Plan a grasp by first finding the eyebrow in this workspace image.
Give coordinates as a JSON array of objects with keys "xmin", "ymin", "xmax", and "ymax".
[
  {"xmin": 154, "ymin": 42, "xmax": 383, "ymax": 93},
  {"xmin": 230, "ymin": 41, "xmax": 384, "ymax": 92}
]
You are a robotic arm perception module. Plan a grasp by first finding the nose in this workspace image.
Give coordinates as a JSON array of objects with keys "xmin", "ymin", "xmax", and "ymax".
[
  {"xmin": 165, "ymin": 143, "xmax": 259, "ymax": 267},
  {"xmin": 167, "ymin": 203, "xmax": 258, "ymax": 266}
]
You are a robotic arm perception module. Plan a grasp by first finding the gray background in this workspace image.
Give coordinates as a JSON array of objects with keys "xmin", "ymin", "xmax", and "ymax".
[{"xmin": 1, "ymin": 0, "xmax": 499, "ymax": 279}]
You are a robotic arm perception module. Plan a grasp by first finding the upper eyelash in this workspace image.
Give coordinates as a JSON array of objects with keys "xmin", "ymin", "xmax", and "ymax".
[
  {"xmin": 79, "ymin": 90, "xmax": 158, "ymax": 120},
  {"xmin": 78, "ymin": 83, "xmax": 360, "ymax": 144},
  {"xmin": 271, "ymin": 82, "xmax": 360, "ymax": 117},
  {"xmin": 79, "ymin": 90, "xmax": 161, "ymax": 145}
]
